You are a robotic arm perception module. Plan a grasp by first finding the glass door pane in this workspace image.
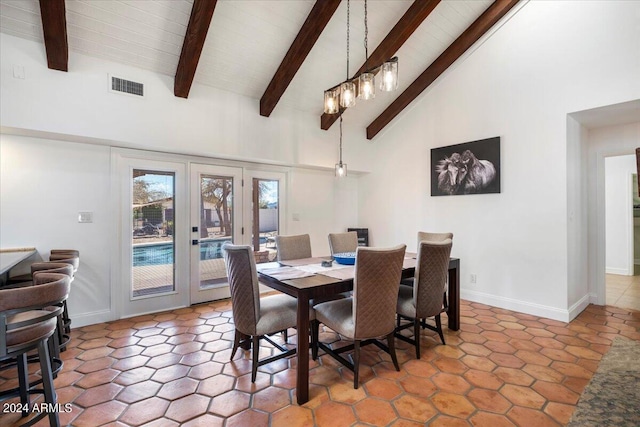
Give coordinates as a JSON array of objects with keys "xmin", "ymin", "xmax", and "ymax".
[
  {"xmin": 132, "ymin": 170, "xmax": 175, "ymax": 296},
  {"xmin": 199, "ymin": 174, "xmax": 234, "ymax": 287},
  {"xmin": 190, "ymin": 164, "xmax": 243, "ymax": 304},
  {"xmin": 251, "ymin": 178, "xmax": 279, "ymax": 263}
]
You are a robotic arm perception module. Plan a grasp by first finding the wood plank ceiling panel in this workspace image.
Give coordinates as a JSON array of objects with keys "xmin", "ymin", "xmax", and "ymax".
[
  {"xmin": 260, "ymin": 0, "xmax": 341, "ymax": 117},
  {"xmin": 175, "ymin": 0, "xmax": 217, "ymax": 98},
  {"xmin": 39, "ymin": 0, "xmax": 67, "ymax": 71},
  {"xmin": 320, "ymin": 0, "xmax": 441, "ymax": 130},
  {"xmin": 367, "ymin": 0, "xmax": 520, "ymax": 140}
]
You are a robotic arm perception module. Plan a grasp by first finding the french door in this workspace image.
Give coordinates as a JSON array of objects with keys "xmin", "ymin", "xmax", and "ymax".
[
  {"xmin": 116, "ymin": 153, "xmax": 286, "ymax": 317},
  {"xmin": 189, "ymin": 165, "xmax": 286, "ymax": 304},
  {"xmin": 189, "ymin": 164, "xmax": 243, "ymax": 304},
  {"xmin": 118, "ymin": 156, "xmax": 189, "ymax": 319}
]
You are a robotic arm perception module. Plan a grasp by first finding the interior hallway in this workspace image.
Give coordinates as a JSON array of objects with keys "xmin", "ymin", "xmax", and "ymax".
[{"xmin": 606, "ymin": 273, "xmax": 640, "ymax": 311}]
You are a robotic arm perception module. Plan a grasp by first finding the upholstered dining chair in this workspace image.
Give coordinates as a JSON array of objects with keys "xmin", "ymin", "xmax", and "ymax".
[
  {"xmin": 402, "ymin": 231, "xmax": 453, "ymax": 287},
  {"xmin": 396, "ymin": 239, "xmax": 452, "ymax": 357},
  {"xmin": 312, "ymin": 244, "xmax": 406, "ymax": 388},
  {"xmin": 0, "ymin": 272, "xmax": 70, "ymax": 427},
  {"xmin": 275, "ymin": 234, "xmax": 312, "ymax": 261},
  {"xmin": 222, "ymin": 243, "xmax": 298, "ymax": 382},
  {"xmin": 328, "ymin": 231, "xmax": 359, "ymax": 256}
]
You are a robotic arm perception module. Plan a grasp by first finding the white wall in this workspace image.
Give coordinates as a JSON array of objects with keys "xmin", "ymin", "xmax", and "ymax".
[
  {"xmin": 0, "ymin": 135, "xmax": 113, "ymax": 326},
  {"xmin": 0, "ymin": 34, "xmax": 360, "ymax": 327},
  {"xmin": 357, "ymin": 1, "xmax": 640, "ymax": 321},
  {"xmin": 605, "ymin": 155, "xmax": 636, "ymax": 275}
]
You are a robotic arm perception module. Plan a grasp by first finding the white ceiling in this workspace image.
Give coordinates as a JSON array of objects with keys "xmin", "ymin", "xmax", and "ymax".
[{"xmin": 0, "ymin": 0, "xmax": 493, "ymax": 129}]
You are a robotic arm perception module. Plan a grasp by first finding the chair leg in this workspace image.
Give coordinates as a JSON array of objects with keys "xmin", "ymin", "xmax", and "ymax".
[
  {"xmin": 16, "ymin": 353, "xmax": 29, "ymax": 417},
  {"xmin": 311, "ymin": 320, "xmax": 319, "ymax": 360},
  {"xmin": 353, "ymin": 341, "xmax": 361, "ymax": 389},
  {"xmin": 413, "ymin": 319, "xmax": 421, "ymax": 360},
  {"xmin": 38, "ymin": 339, "xmax": 60, "ymax": 427},
  {"xmin": 283, "ymin": 329, "xmax": 288, "ymax": 343},
  {"xmin": 435, "ymin": 314, "xmax": 446, "ymax": 345},
  {"xmin": 396, "ymin": 313, "xmax": 401, "ymax": 329},
  {"xmin": 230, "ymin": 330, "xmax": 241, "ymax": 360},
  {"xmin": 386, "ymin": 333, "xmax": 400, "ymax": 371},
  {"xmin": 251, "ymin": 335, "xmax": 260, "ymax": 383}
]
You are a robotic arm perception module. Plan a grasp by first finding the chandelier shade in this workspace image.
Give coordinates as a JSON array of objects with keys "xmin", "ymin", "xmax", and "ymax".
[
  {"xmin": 358, "ymin": 72, "xmax": 375, "ymax": 100},
  {"xmin": 324, "ymin": 89, "xmax": 339, "ymax": 114},
  {"xmin": 380, "ymin": 58, "xmax": 399, "ymax": 92}
]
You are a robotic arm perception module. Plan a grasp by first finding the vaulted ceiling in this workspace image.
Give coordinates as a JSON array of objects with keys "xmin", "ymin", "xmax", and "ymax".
[{"xmin": 0, "ymin": 0, "xmax": 519, "ymax": 139}]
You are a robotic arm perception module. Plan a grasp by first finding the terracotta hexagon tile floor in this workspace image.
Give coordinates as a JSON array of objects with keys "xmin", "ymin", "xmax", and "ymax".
[{"xmin": 1, "ymin": 301, "xmax": 639, "ymax": 426}]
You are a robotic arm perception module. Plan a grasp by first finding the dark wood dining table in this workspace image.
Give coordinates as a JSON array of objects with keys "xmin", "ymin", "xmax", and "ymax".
[{"xmin": 257, "ymin": 256, "xmax": 460, "ymax": 404}]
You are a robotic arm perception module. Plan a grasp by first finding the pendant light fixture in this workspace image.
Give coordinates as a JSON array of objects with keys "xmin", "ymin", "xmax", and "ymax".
[
  {"xmin": 358, "ymin": 0, "xmax": 374, "ymax": 100},
  {"xmin": 335, "ymin": 0, "xmax": 351, "ymax": 177},
  {"xmin": 323, "ymin": 0, "xmax": 398, "ymax": 115}
]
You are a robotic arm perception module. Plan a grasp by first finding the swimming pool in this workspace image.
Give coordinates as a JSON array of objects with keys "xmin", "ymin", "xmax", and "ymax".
[{"xmin": 133, "ymin": 237, "xmax": 267, "ymax": 266}]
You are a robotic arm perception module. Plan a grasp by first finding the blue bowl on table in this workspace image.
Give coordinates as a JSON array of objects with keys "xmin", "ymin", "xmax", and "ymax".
[{"xmin": 333, "ymin": 252, "xmax": 356, "ymax": 265}]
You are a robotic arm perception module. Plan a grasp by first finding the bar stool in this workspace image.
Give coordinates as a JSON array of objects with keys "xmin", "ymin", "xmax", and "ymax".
[
  {"xmin": 44, "ymin": 255, "xmax": 79, "ymax": 345},
  {"xmin": 0, "ymin": 272, "xmax": 69, "ymax": 427}
]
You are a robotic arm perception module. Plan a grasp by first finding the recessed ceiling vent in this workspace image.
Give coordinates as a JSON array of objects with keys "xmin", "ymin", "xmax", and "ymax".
[{"xmin": 109, "ymin": 75, "xmax": 144, "ymax": 97}]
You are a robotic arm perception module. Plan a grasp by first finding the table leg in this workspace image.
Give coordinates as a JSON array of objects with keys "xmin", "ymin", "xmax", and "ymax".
[
  {"xmin": 296, "ymin": 293, "xmax": 310, "ymax": 404},
  {"xmin": 448, "ymin": 259, "xmax": 460, "ymax": 331}
]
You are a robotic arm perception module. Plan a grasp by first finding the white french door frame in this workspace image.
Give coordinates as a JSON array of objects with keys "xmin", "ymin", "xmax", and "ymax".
[
  {"xmin": 113, "ymin": 151, "xmax": 189, "ymax": 319},
  {"xmin": 112, "ymin": 148, "xmax": 290, "ymax": 318}
]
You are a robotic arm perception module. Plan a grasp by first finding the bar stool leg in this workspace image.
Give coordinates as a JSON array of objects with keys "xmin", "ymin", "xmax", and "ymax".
[
  {"xmin": 16, "ymin": 353, "xmax": 30, "ymax": 417},
  {"xmin": 37, "ymin": 338, "xmax": 60, "ymax": 427}
]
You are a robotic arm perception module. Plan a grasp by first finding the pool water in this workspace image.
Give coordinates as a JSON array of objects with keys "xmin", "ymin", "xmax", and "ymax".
[{"xmin": 133, "ymin": 237, "xmax": 267, "ymax": 266}]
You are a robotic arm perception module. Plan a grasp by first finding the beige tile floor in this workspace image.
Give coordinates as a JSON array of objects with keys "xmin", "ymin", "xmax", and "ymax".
[{"xmin": 606, "ymin": 273, "xmax": 640, "ymax": 311}]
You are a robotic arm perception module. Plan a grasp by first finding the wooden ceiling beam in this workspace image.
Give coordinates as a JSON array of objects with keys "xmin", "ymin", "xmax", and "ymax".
[
  {"xmin": 174, "ymin": 0, "xmax": 217, "ymax": 98},
  {"xmin": 320, "ymin": 0, "xmax": 441, "ymax": 130},
  {"xmin": 39, "ymin": 0, "xmax": 68, "ymax": 72},
  {"xmin": 366, "ymin": 0, "xmax": 520, "ymax": 140},
  {"xmin": 260, "ymin": 0, "xmax": 341, "ymax": 117}
]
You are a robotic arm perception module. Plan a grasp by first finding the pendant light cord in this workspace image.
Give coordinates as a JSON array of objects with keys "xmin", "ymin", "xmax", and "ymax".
[
  {"xmin": 364, "ymin": 0, "xmax": 368, "ymax": 68},
  {"xmin": 339, "ymin": 115, "xmax": 343, "ymax": 163},
  {"xmin": 346, "ymin": 0, "xmax": 350, "ymax": 80}
]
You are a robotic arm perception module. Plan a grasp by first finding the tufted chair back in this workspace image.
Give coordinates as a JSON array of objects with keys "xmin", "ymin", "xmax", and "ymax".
[
  {"xmin": 328, "ymin": 232, "xmax": 359, "ymax": 256},
  {"xmin": 413, "ymin": 239, "xmax": 452, "ymax": 318},
  {"xmin": 275, "ymin": 234, "xmax": 312, "ymax": 261},
  {"xmin": 222, "ymin": 244, "xmax": 261, "ymax": 336},
  {"xmin": 353, "ymin": 245, "xmax": 406, "ymax": 339}
]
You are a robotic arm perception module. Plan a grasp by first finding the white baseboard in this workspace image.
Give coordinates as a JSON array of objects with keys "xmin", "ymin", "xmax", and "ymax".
[
  {"xmin": 70, "ymin": 309, "xmax": 115, "ymax": 328},
  {"xmin": 568, "ymin": 294, "xmax": 592, "ymax": 321},
  {"xmin": 606, "ymin": 267, "xmax": 632, "ymax": 275},
  {"xmin": 460, "ymin": 289, "xmax": 576, "ymax": 322}
]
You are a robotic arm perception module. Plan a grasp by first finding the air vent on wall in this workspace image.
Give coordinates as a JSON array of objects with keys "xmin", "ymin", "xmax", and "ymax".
[{"xmin": 109, "ymin": 75, "xmax": 144, "ymax": 97}]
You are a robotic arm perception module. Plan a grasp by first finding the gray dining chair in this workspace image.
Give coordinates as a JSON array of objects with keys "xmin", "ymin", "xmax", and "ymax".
[
  {"xmin": 312, "ymin": 244, "xmax": 406, "ymax": 388},
  {"xmin": 402, "ymin": 231, "xmax": 453, "ymax": 287},
  {"xmin": 222, "ymin": 243, "xmax": 298, "ymax": 382},
  {"xmin": 396, "ymin": 239, "xmax": 453, "ymax": 357},
  {"xmin": 328, "ymin": 231, "xmax": 359, "ymax": 256},
  {"xmin": 275, "ymin": 234, "xmax": 312, "ymax": 261}
]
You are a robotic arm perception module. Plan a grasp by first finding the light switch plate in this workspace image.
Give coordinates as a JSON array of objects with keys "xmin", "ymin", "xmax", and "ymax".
[{"xmin": 78, "ymin": 212, "xmax": 93, "ymax": 223}]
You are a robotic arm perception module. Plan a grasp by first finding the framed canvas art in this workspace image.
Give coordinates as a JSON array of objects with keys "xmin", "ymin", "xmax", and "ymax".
[{"xmin": 431, "ymin": 137, "xmax": 501, "ymax": 196}]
